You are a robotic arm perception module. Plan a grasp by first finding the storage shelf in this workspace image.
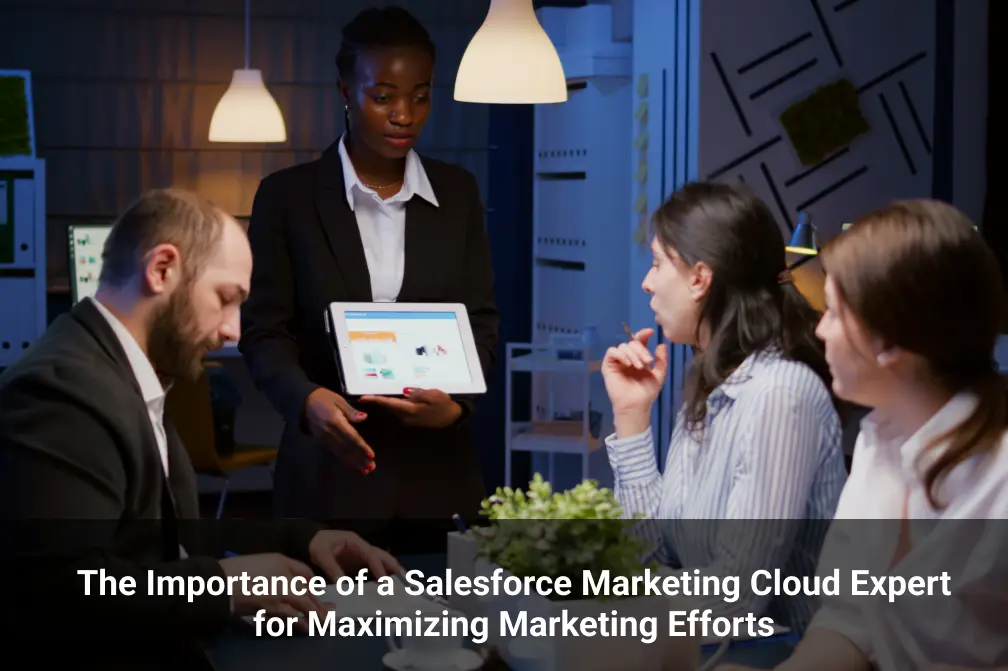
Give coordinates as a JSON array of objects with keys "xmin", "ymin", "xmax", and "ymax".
[
  {"xmin": 561, "ymin": 53, "xmax": 632, "ymax": 79},
  {"xmin": 507, "ymin": 2, "xmax": 632, "ymax": 490},
  {"xmin": 509, "ymin": 421, "xmax": 603, "ymax": 455},
  {"xmin": 508, "ymin": 353, "xmax": 602, "ymax": 374},
  {"xmin": 0, "ymin": 157, "xmax": 47, "ymax": 368}
]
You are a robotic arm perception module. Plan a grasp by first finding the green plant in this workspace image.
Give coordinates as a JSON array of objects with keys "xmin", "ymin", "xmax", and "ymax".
[
  {"xmin": 472, "ymin": 474, "xmax": 656, "ymax": 600},
  {"xmin": 0, "ymin": 75, "xmax": 31, "ymax": 157}
]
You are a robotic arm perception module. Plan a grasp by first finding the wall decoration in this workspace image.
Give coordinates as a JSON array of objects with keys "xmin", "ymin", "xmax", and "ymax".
[
  {"xmin": 0, "ymin": 71, "xmax": 35, "ymax": 158},
  {"xmin": 636, "ymin": 73, "xmax": 649, "ymax": 98},
  {"xmin": 780, "ymin": 78, "xmax": 868, "ymax": 166},
  {"xmin": 632, "ymin": 74, "xmax": 650, "ymax": 244}
]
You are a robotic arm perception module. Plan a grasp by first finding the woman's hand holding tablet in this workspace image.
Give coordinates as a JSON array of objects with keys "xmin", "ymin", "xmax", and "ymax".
[
  {"xmin": 325, "ymin": 302, "xmax": 488, "ymax": 397},
  {"xmin": 359, "ymin": 387, "xmax": 462, "ymax": 429}
]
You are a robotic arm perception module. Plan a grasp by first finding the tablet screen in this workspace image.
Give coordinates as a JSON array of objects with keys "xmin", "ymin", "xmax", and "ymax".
[{"xmin": 343, "ymin": 309, "xmax": 474, "ymax": 389}]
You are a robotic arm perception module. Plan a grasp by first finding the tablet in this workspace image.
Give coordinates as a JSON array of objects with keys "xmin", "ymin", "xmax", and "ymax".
[{"xmin": 324, "ymin": 302, "xmax": 487, "ymax": 396}]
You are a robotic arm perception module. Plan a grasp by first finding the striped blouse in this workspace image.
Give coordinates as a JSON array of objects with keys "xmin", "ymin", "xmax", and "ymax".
[{"xmin": 605, "ymin": 347, "xmax": 848, "ymax": 633}]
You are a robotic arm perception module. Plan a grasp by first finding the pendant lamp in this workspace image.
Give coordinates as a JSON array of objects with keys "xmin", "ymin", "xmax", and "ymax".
[
  {"xmin": 454, "ymin": 0, "xmax": 567, "ymax": 104},
  {"xmin": 209, "ymin": 0, "xmax": 286, "ymax": 142}
]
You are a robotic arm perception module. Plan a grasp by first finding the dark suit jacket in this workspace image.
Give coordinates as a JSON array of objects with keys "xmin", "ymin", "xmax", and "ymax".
[
  {"xmin": 239, "ymin": 141, "xmax": 499, "ymax": 534},
  {"xmin": 0, "ymin": 299, "xmax": 324, "ymax": 667}
]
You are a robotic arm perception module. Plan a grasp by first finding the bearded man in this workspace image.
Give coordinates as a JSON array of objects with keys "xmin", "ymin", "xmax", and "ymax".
[{"xmin": 0, "ymin": 188, "xmax": 400, "ymax": 669}]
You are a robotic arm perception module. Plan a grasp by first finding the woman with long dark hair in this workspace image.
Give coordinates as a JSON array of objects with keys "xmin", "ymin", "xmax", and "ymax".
[{"xmin": 601, "ymin": 182, "xmax": 847, "ymax": 639}]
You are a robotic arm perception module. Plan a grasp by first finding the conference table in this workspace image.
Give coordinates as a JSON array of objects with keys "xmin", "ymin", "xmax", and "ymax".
[{"xmin": 205, "ymin": 553, "xmax": 797, "ymax": 670}]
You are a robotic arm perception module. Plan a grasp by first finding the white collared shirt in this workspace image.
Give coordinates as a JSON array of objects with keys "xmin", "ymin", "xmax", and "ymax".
[
  {"xmin": 90, "ymin": 297, "xmax": 169, "ymax": 475},
  {"xmin": 337, "ymin": 134, "xmax": 438, "ymax": 302},
  {"xmin": 604, "ymin": 348, "xmax": 847, "ymax": 632},
  {"xmin": 809, "ymin": 391, "xmax": 1008, "ymax": 669}
]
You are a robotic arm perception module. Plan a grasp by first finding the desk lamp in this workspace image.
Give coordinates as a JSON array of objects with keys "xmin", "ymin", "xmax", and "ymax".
[
  {"xmin": 786, "ymin": 211, "xmax": 819, "ymax": 271},
  {"xmin": 784, "ymin": 211, "xmax": 825, "ymax": 312}
]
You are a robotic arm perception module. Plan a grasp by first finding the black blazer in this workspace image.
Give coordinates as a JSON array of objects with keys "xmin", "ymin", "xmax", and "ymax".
[
  {"xmin": 239, "ymin": 140, "xmax": 499, "ymax": 534},
  {"xmin": 0, "ymin": 299, "xmax": 323, "ymax": 666}
]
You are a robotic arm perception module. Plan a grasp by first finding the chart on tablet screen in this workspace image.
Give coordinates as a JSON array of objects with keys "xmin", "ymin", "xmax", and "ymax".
[{"xmin": 346, "ymin": 311, "xmax": 471, "ymax": 386}]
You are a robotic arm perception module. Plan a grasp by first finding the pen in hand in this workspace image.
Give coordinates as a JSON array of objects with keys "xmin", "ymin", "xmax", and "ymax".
[
  {"xmin": 622, "ymin": 322, "xmax": 635, "ymax": 341},
  {"xmin": 620, "ymin": 322, "xmax": 657, "ymax": 369}
]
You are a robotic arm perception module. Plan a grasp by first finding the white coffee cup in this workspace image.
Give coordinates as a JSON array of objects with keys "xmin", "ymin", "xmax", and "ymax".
[{"xmin": 386, "ymin": 626, "xmax": 465, "ymax": 670}]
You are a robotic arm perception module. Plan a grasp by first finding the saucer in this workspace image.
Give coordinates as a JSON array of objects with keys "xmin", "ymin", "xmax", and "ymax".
[{"xmin": 381, "ymin": 648, "xmax": 483, "ymax": 671}]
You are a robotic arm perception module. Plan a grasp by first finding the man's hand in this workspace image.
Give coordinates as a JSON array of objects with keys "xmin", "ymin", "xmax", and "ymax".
[
  {"xmin": 359, "ymin": 387, "xmax": 462, "ymax": 429},
  {"xmin": 218, "ymin": 553, "xmax": 331, "ymax": 633},
  {"xmin": 308, "ymin": 530, "xmax": 403, "ymax": 583},
  {"xmin": 303, "ymin": 388, "xmax": 375, "ymax": 474}
]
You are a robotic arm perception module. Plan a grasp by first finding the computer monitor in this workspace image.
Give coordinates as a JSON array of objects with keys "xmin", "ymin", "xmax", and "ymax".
[{"xmin": 67, "ymin": 223, "xmax": 112, "ymax": 304}]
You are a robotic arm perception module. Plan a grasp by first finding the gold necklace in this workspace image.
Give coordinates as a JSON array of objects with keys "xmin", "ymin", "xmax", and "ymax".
[{"xmin": 361, "ymin": 176, "xmax": 403, "ymax": 190}]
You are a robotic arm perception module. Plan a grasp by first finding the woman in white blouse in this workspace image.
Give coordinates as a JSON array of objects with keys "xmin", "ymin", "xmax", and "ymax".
[
  {"xmin": 601, "ymin": 182, "xmax": 849, "ymax": 642},
  {"xmin": 729, "ymin": 199, "xmax": 1008, "ymax": 671}
]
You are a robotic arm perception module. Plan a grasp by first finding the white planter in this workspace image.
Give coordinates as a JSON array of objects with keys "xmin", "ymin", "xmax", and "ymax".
[{"xmin": 466, "ymin": 557, "xmax": 700, "ymax": 671}]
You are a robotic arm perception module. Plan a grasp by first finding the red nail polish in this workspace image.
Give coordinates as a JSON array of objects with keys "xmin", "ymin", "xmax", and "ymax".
[
  {"xmin": 356, "ymin": 412, "xmax": 367, "ymax": 419},
  {"xmin": 403, "ymin": 387, "xmax": 412, "ymax": 396}
]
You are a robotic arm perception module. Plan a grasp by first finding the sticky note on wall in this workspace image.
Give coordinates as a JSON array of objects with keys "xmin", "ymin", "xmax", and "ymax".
[
  {"xmin": 633, "ymin": 193, "xmax": 647, "ymax": 213},
  {"xmin": 635, "ymin": 101, "xmax": 648, "ymax": 122}
]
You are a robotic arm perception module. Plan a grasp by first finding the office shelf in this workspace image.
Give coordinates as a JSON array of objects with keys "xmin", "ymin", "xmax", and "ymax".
[
  {"xmin": 508, "ymin": 352, "xmax": 603, "ymax": 374},
  {"xmin": 503, "ymin": 3, "xmax": 632, "ymax": 489},
  {"xmin": 0, "ymin": 156, "xmax": 46, "ymax": 368},
  {"xmin": 504, "ymin": 340, "xmax": 604, "ymax": 487},
  {"xmin": 510, "ymin": 420, "xmax": 604, "ymax": 455}
]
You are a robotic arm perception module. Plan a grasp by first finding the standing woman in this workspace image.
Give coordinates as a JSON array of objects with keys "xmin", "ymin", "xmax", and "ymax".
[{"xmin": 239, "ymin": 6, "xmax": 499, "ymax": 554}]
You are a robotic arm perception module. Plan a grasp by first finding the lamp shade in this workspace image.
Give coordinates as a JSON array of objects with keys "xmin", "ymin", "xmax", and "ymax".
[
  {"xmin": 454, "ymin": 0, "xmax": 567, "ymax": 104},
  {"xmin": 786, "ymin": 211, "xmax": 818, "ymax": 255},
  {"xmin": 209, "ymin": 69, "xmax": 286, "ymax": 142}
]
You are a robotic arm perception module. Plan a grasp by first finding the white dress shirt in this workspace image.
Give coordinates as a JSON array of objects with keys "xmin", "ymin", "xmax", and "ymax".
[
  {"xmin": 809, "ymin": 391, "xmax": 1008, "ymax": 669},
  {"xmin": 91, "ymin": 297, "xmax": 170, "ymax": 474},
  {"xmin": 91, "ymin": 297, "xmax": 189, "ymax": 559},
  {"xmin": 337, "ymin": 134, "xmax": 438, "ymax": 302},
  {"xmin": 604, "ymin": 348, "xmax": 848, "ymax": 632}
]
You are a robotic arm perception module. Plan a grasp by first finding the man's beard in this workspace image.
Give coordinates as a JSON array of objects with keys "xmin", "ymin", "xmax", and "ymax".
[{"xmin": 146, "ymin": 287, "xmax": 216, "ymax": 382}]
